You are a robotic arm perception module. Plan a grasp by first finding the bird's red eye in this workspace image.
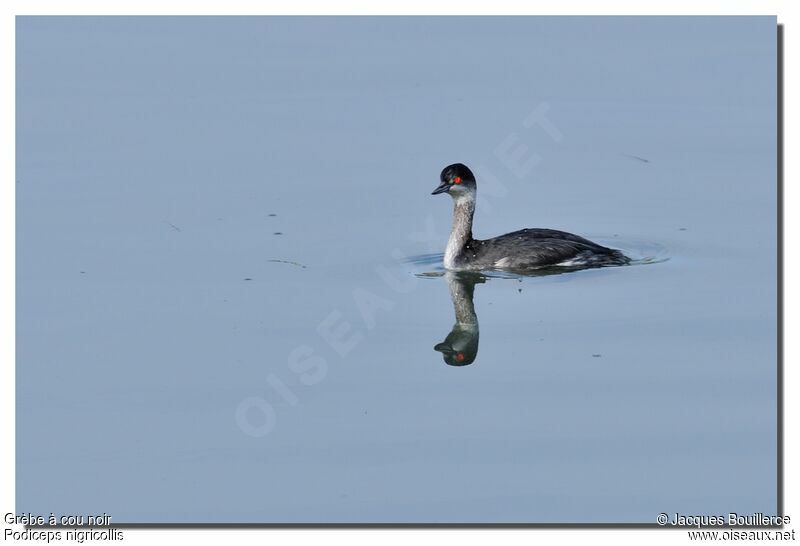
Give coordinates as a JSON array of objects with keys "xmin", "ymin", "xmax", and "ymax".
[
  {"xmin": 453, "ymin": 176, "xmax": 462, "ymax": 184},
  {"xmin": 456, "ymin": 352, "xmax": 465, "ymax": 362}
]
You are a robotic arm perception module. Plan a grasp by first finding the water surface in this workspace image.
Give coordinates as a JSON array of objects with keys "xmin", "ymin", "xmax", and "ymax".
[{"xmin": 16, "ymin": 16, "xmax": 777, "ymax": 524}]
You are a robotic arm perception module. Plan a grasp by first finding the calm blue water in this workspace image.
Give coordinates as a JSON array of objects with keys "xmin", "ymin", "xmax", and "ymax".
[{"xmin": 16, "ymin": 16, "xmax": 777, "ymax": 524}]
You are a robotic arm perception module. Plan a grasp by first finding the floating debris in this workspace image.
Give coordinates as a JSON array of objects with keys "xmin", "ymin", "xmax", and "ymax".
[
  {"xmin": 273, "ymin": 232, "xmax": 283, "ymax": 235},
  {"xmin": 267, "ymin": 259, "xmax": 307, "ymax": 269},
  {"xmin": 622, "ymin": 153, "xmax": 651, "ymax": 163},
  {"xmin": 268, "ymin": 213, "xmax": 277, "ymax": 217},
  {"xmin": 243, "ymin": 278, "xmax": 253, "ymax": 281},
  {"xmin": 678, "ymin": 227, "xmax": 687, "ymax": 231},
  {"xmin": 592, "ymin": 354, "xmax": 602, "ymax": 358},
  {"xmin": 164, "ymin": 221, "xmax": 182, "ymax": 232}
]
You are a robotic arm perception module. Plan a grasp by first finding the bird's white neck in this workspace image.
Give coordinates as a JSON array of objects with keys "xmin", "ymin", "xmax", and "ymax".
[{"xmin": 444, "ymin": 195, "xmax": 475, "ymax": 269}]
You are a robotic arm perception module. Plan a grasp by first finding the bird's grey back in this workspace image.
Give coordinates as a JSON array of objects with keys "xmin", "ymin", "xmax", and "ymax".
[{"xmin": 465, "ymin": 228, "xmax": 628, "ymax": 270}]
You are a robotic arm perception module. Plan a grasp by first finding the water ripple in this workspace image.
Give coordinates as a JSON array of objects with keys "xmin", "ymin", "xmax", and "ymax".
[{"xmin": 405, "ymin": 237, "xmax": 669, "ymax": 280}]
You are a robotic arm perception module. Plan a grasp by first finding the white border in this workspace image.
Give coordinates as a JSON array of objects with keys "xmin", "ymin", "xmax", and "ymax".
[{"xmin": 3, "ymin": 2, "xmax": 796, "ymax": 546}]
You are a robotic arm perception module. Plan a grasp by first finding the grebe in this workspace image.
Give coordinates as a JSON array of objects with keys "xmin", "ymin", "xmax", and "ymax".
[{"xmin": 431, "ymin": 163, "xmax": 630, "ymax": 271}]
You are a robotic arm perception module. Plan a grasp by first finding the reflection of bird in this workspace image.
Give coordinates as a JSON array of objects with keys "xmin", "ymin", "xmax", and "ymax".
[
  {"xmin": 431, "ymin": 163, "xmax": 630, "ymax": 271},
  {"xmin": 434, "ymin": 272, "xmax": 483, "ymax": 366}
]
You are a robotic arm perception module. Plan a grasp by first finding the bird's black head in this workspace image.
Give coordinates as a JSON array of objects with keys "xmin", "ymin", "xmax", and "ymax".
[{"xmin": 431, "ymin": 163, "xmax": 477, "ymax": 196}]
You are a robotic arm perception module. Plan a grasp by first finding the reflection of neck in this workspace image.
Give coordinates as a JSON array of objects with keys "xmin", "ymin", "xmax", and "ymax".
[
  {"xmin": 444, "ymin": 196, "xmax": 475, "ymax": 269},
  {"xmin": 447, "ymin": 274, "xmax": 478, "ymax": 327}
]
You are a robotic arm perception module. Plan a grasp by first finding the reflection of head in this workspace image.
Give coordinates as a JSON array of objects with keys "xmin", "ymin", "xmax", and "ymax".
[
  {"xmin": 434, "ymin": 325, "xmax": 479, "ymax": 366},
  {"xmin": 434, "ymin": 272, "xmax": 484, "ymax": 366}
]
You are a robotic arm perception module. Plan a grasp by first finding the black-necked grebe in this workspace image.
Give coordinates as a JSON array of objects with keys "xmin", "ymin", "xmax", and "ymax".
[{"xmin": 431, "ymin": 163, "xmax": 630, "ymax": 271}]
